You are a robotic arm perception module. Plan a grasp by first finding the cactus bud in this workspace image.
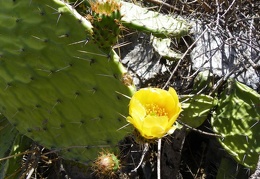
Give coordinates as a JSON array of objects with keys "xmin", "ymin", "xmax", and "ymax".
[{"xmin": 92, "ymin": 151, "xmax": 120, "ymax": 178}]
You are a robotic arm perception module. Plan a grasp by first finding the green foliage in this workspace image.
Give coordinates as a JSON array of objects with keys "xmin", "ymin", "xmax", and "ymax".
[
  {"xmin": 211, "ymin": 79, "xmax": 260, "ymax": 169},
  {"xmin": 178, "ymin": 71, "xmax": 216, "ymax": 128},
  {"xmin": 121, "ymin": 1, "xmax": 190, "ymax": 38},
  {"xmin": 192, "ymin": 71, "xmax": 214, "ymax": 93},
  {"xmin": 0, "ymin": 116, "xmax": 32, "ymax": 178},
  {"xmin": 179, "ymin": 94, "xmax": 216, "ymax": 128},
  {"xmin": 0, "ymin": 0, "xmax": 134, "ymax": 163},
  {"xmin": 0, "ymin": 116, "xmax": 18, "ymax": 178}
]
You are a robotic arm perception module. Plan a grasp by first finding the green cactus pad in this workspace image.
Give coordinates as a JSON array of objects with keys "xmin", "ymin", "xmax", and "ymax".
[
  {"xmin": 121, "ymin": 1, "xmax": 190, "ymax": 38},
  {"xmin": 0, "ymin": 0, "xmax": 134, "ymax": 163},
  {"xmin": 192, "ymin": 71, "xmax": 214, "ymax": 93},
  {"xmin": 179, "ymin": 94, "xmax": 216, "ymax": 128},
  {"xmin": 151, "ymin": 36, "xmax": 182, "ymax": 61},
  {"xmin": 211, "ymin": 79, "xmax": 260, "ymax": 169}
]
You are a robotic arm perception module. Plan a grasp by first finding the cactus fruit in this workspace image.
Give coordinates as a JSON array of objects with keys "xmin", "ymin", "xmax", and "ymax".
[
  {"xmin": 87, "ymin": 0, "xmax": 122, "ymax": 52},
  {"xmin": 211, "ymin": 79, "xmax": 260, "ymax": 169},
  {"xmin": 92, "ymin": 151, "xmax": 120, "ymax": 178},
  {"xmin": 0, "ymin": 0, "xmax": 134, "ymax": 163}
]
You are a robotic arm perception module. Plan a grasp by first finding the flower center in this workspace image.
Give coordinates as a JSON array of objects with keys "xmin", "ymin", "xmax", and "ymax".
[{"xmin": 145, "ymin": 104, "xmax": 168, "ymax": 116}]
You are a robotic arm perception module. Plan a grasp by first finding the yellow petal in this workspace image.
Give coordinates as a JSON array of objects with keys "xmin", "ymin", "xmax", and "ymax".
[
  {"xmin": 150, "ymin": 126, "xmax": 166, "ymax": 138},
  {"xmin": 167, "ymin": 109, "xmax": 181, "ymax": 128},
  {"xmin": 127, "ymin": 116, "xmax": 142, "ymax": 131},
  {"xmin": 133, "ymin": 88, "xmax": 160, "ymax": 104},
  {"xmin": 134, "ymin": 88, "xmax": 167, "ymax": 105},
  {"xmin": 129, "ymin": 97, "xmax": 146, "ymax": 121},
  {"xmin": 140, "ymin": 126, "xmax": 165, "ymax": 139},
  {"xmin": 142, "ymin": 115, "xmax": 168, "ymax": 128},
  {"xmin": 168, "ymin": 87, "xmax": 179, "ymax": 104},
  {"xmin": 166, "ymin": 87, "xmax": 180, "ymax": 115},
  {"xmin": 141, "ymin": 116, "xmax": 169, "ymax": 138}
]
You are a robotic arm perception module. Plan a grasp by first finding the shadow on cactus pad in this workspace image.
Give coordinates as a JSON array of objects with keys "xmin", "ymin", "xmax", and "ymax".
[{"xmin": 211, "ymin": 79, "xmax": 260, "ymax": 169}]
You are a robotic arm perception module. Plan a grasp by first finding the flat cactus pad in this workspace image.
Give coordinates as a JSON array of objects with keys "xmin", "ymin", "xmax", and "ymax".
[
  {"xmin": 0, "ymin": 0, "xmax": 134, "ymax": 163},
  {"xmin": 211, "ymin": 79, "xmax": 260, "ymax": 169}
]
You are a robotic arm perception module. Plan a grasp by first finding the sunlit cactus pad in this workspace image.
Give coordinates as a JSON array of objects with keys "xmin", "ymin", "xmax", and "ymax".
[
  {"xmin": 0, "ymin": 0, "xmax": 134, "ymax": 163},
  {"xmin": 211, "ymin": 79, "xmax": 260, "ymax": 169},
  {"xmin": 179, "ymin": 94, "xmax": 216, "ymax": 128},
  {"xmin": 121, "ymin": 1, "xmax": 190, "ymax": 38}
]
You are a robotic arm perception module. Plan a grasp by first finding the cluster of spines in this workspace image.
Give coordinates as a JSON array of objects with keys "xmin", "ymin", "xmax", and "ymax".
[
  {"xmin": 87, "ymin": 0, "xmax": 122, "ymax": 52},
  {"xmin": 92, "ymin": 151, "xmax": 120, "ymax": 178}
]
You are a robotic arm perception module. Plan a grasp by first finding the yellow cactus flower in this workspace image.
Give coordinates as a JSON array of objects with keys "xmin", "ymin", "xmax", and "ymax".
[{"xmin": 127, "ymin": 87, "xmax": 182, "ymax": 139}]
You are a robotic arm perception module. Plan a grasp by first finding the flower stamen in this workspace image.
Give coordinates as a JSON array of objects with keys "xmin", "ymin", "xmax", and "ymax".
[{"xmin": 145, "ymin": 104, "xmax": 168, "ymax": 117}]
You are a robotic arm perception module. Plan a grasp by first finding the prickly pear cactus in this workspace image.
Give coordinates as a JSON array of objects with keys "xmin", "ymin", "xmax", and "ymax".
[
  {"xmin": 66, "ymin": 1, "xmax": 190, "ymax": 39},
  {"xmin": 211, "ymin": 79, "xmax": 260, "ymax": 169},
  {"xmin": 0, "ymin": 0, "xmax": 134, "ymax": 163}
]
